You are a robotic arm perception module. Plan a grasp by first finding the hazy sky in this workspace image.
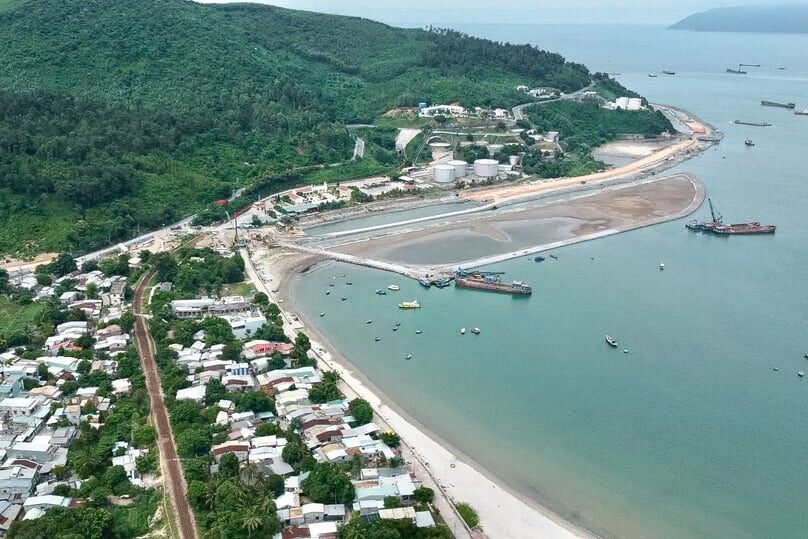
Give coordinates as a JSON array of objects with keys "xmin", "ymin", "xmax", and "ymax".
[{"xmin": 194, "ymin": 1, "xmax": 785, "ymax": 25}]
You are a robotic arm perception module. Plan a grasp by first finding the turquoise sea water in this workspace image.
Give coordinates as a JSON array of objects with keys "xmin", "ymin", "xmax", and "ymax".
[{"xmin": 292, "ymin": 26, "xmax": 808, "ymax": 538}]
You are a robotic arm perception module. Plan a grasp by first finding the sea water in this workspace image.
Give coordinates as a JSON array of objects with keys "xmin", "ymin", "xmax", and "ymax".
[{"xmin": 292, "ymin": 26, "xmax": 808, "ymax": 538}]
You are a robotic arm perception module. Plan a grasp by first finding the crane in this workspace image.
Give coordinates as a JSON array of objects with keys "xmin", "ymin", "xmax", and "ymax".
[{"xmin": 707, "ymin": 198, "xmax": 723, "ymax": 224}]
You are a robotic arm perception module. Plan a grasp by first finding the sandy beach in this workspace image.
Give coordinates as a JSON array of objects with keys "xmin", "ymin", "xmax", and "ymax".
[{"xmin": 241, "ymin": 244, "xmax": 592, "ymax": 538}]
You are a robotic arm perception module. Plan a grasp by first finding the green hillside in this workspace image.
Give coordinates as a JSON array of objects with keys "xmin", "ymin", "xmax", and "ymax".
[{"xmin": 0, "ymin": 0, "xmax": 592, "ymax": 256}]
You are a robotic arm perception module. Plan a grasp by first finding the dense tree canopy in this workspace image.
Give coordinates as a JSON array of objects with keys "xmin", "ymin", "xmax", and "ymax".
[{"xmin": 0, "ymin": 0, "xmax": 597, "ymax": 256}]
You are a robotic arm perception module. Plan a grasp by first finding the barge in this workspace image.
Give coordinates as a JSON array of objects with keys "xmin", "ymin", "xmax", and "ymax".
[{"xmin": 455, "ymin": 269, "xmax": 532, "ymax": 296}]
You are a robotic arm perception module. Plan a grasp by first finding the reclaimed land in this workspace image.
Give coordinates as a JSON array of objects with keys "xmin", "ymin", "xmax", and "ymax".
[{"xmin": 330, "ymin": 173, "xmax": 704, "ymax": 267}]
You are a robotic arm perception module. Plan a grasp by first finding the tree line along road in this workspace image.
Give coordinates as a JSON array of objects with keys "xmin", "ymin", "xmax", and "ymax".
[{"xmin": 134, "ymin": 270, "xmax": 200, "ymax": 539}]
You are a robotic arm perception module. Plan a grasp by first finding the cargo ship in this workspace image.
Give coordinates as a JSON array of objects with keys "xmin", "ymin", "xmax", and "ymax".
[
  {"xmin": 734, "ymin": 120, "xmax": 771, "ymax": 127},
  {"xmin": 455, "ymin": 269, "xmax": 532, "ymax": 296},
  {"xmin": 761, "ymin": 100, "xmax": 795, "ymax": 109},
  {"xmin": 686, "ymin": 199, "xmax": 775, "ymax": 235}
]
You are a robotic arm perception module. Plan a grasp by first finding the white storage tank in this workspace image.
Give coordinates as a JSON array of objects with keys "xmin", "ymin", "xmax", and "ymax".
[
  {"xmin": 488, "ymin": 143, "xmax": 504, "ymax": 156},
  {"xmin": 432, "ymin": 164, "xmax": 456, "ymax": 183},
  {"xmin": 447, "ymin": 159, "xmax": 468, "ymax": 178},
  {"xmin": 473, "ymin": 159, "xmax": 499, "ymax": 178}
]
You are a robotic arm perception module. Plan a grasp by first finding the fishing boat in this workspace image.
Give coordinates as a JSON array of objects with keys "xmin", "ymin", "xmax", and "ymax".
[
  {"xmin": 365, "ymin": 320, "xmax": 372, "ymax": 324},
  {"xmin": 328, "ymin": 283, "xmax": 335, "ymax": 287},
  {"xmin": 799, "ymin": 372, "xmax": 805, "ymax": 378},
  {"xmin": 405, "ymin": 354, "xmax": 412, "ymax": 360},
  {"xmin": 387, "ymin": 284, "xmax": 400, "ymax": 291},
  {"xmin": 744, "ymin": 139, "xmax": 755, "ymax": 147},
  {"xmin": 795, "ymin": 109, "xmax": 808, "ymax": 116},
  {"xmin": 341, "ymin": 297, "xmax": 347, "ymax": 301},
  {"xmin": 392, "ymin": 326, "xmax": 398, "ymax": 331},
  {"xmin": 395, "ymin": 322, "xmax": 401, "ymax": 327},
  {"xmin": 433, "ymin": 278, "xmax": 453, "ymax": 288},
  {"xmin": 605, "ymin": 335, "xmax": 619, "ymax": 347},
  {"xmin": 460, "ymin": 328, "xmax": 466, "ymax": 335},
  {"xmin": 346, "ymin": 281, "xmax": 353, "ymax": 285},
  {"xmin": 662, "ymin": 70, "xmax": 675, "ymax": 75},
  {"xmin": 415, "ymin": 330, "xmax": 422, "ymax": 334},
  {"xmin": 648, "ymin": 73, "xmax": 658, "ymax": 78},
  {"xmin": 325, "ymin": 291, "xmax": 330, "ymax": 295},
  {"xmin": 419, "ymin": 279, "xmax": 432, "ymax": 288},
  {"xmin": 471, "ymin": 328, "xmax": 481, "ymax": 335},
  {"xmin": 399, "ymin": 300, "xmax": 420, "ymax": 309},
  {"xmin": 375, "ymin": 289, "xmax": 387, "ymax": 295},
  {"xmin": 659, "ymin": 262, "xmax": 665, "ymax": 271},
  {"xmin": 319, "ymin": 312, "xmax": 325, "ymax": 317}
]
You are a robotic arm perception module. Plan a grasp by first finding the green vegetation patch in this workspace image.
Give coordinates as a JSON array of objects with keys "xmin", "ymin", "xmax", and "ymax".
[
  {"xmin": 0, "ymin": 0, "xmax": 596, "ymax": 256},
  {"xmin": 456, "ymin": 502, "xmax": 480, "ymax": 528}
]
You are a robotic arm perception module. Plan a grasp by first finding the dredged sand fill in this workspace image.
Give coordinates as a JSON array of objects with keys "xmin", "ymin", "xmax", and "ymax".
[{"xmin": 334, "ymin": 174, "xmax": 699, "ymax": 266}]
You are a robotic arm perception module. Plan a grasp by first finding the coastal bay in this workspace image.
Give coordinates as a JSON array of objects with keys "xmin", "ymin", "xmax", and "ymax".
[{"xmin": 282, "ymin": 24, "xmax": 808, "ymax": 539}]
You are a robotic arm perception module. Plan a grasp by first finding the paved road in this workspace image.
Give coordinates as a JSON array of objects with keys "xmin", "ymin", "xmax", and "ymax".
[
  {"xmin": 512, "ymin": 82, "xmax": 596, "ymax": 120},
  {"xmin": 134, "ymin": 271, "xmax": 200, "ymax": 539}
]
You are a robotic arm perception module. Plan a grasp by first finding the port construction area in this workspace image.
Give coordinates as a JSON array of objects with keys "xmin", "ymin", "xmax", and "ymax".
[{"xmin": 280, "ymin": 172, "xmax": 704, "ymax": 276}]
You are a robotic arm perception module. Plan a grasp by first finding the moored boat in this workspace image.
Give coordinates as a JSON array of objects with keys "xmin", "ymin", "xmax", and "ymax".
[
  {"xmin": 419, "ymin": 279, "xmax": 432, "ymax": 288},
  {"xmin": 455, "ymin": 269, "xmax": 532, "ymax": 295},
  {"xmin": 713, "ymin": 222, "xmax": 776, "ymax": 235},
  {"xmin": 605, "ymin": 335, "xmax": 618, "ymax": 347}
]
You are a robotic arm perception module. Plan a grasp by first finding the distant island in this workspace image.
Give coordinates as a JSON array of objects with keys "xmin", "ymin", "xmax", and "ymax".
[{"xmin": 670, "ymin": 4, "xmax": 808, "ymax": 33}]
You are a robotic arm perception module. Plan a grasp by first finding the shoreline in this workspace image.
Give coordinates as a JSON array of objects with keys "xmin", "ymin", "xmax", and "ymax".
[
  {"xmin": 283, "ymin": 264, "xmax": 596, "ymax": 539},
  {"xmin": 244, "ymin": 246, "xmax": 594, "ymax": 538}
]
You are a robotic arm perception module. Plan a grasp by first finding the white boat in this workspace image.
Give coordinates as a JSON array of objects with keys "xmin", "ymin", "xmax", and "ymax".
[
  {"xmin": 799, "ymin": 371, "xmax": 805, "ymax": 378},
  {"xmin": 460, "ymin": 328, "xmax": 466, "ymax": 335},
  {"xmin": 659, "ymin": 262, "xmax": 665, "ymax": 270},
  {"xmin": 405, "ymin": 354, "xmax": 412, "ymax": 360},
  {"xmin": 319, "ymin": 312, "xmax": 325, "ymax": 317},
  {"xmin": 471, "ymin": 328, "xmax": 481, "ymax": 335},
  {"xmin": 415, "ymin": 330, "xmax": 422, "ymax": 334},
  {"xmin": 398, "ymin": 300, "xmax": 420, "ymax": 309},
  {"xmin": 366, "ymin": 320, "xmax": 372, "ymax": 324},
  {"xmin": 388, "ymin": 284, "xmax": 400, "ymax": 291}
]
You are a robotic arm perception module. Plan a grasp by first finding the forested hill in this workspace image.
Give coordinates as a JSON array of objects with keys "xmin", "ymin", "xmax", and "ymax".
[
  {"xmin": 670, "ymin": 4, "xmax": 808, "ymax": 33},
  {"xmin": 0, "ymin": 0, "xmax": 592, "ymax": 256}
]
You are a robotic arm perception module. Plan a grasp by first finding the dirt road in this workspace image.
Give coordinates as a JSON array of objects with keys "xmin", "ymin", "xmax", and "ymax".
[{"xmin": 134, "ymin": 271, "xmax": 200, "ymax": 539}]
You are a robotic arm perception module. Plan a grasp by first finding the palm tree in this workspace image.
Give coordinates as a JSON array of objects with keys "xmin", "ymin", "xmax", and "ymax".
[
  {"xmin": 204, "ymin": 476, "xmax": 220, "ymax": 511},
  {"xmin": 240, "ymin": 506, "xmax": 264, "ymax": 538}
]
